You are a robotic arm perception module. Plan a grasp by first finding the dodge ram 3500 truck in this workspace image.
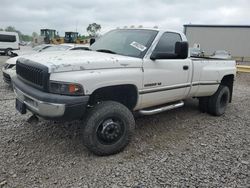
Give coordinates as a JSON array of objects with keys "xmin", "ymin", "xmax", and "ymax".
[{"xmin": 12, "ymin": 28, "xmax": 236, "ymax": 155}]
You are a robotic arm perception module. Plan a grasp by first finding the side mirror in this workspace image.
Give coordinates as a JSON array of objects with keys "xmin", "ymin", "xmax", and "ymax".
[
  {"xmin": 150, "ymin": 41, "xmax": 189, "ymax": 60},
  {"xmin": 150, "ymin": 52, "xmax": 178, "ymax": 60},
  {"xmin": 175, "ymin": 41, "xmax": 188, "ymax": 59},
  {"xmin": 90, "ymin": 38, "xmax": 95, "ymax": 46}
]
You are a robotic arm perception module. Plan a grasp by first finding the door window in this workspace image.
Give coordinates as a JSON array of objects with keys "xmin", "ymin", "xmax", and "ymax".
[{"xmin": 154, "ymin": 32, "xmax": 182, "ymax": 53}]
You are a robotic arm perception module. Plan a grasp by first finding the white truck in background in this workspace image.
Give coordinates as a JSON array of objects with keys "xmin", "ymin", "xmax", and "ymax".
[
  {"xmin": 0, "ymin": 31, "xmax": 20, "ymax": 56},
  {"xmin": 12, "ymin": 28, "xmax": 236, "ymax": 155}
]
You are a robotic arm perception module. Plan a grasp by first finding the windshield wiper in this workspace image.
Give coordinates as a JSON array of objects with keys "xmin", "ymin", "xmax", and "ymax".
[{"xmin": 96, "ymin": 49, "xmax": 117, "ymax": 54}]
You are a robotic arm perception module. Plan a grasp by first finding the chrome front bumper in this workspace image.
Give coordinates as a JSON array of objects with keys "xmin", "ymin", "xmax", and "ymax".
[
  {"xmin": 12, "ymin": 76, "xmax": 89, "ymax": 120},
  {"xmin": 14, "ymin": 86, "xmax": 65, "ymax": 118}
]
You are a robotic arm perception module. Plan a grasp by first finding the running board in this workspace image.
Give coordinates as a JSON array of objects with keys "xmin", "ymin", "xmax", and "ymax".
[{"xmin": 138, "ymin": 101, "xmax": 184, "ymax": 115}]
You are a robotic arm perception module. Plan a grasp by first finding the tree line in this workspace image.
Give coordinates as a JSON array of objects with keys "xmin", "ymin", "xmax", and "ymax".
[{"xmin": 0, "ymin": 26, "xmax": 37, "ymax": 42}]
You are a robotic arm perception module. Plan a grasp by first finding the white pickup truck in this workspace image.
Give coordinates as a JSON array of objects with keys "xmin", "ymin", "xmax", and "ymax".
[{"xmin": 12, "ymin": 28, "xmax": 236, "ymax": 155}]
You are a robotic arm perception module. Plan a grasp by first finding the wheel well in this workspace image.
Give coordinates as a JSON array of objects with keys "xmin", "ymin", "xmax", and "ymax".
[
  {"xmin": 88, "ymin": 85, "xmax": 138, "ymax": 110},
  {"xmin": 221, "ymin": 74, "xmax": 234, "ymax": 102}
]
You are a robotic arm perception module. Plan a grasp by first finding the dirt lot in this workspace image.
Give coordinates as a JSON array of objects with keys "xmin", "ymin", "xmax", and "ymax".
[{"xmin": 0, "ymin": 55, "xmax": 249, "ymax": 187}]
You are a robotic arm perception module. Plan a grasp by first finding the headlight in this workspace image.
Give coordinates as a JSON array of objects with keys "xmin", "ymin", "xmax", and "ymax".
[
  {"xmin": 8, "ymin": 64, "xmax": 15, "ymax": 69},
  {"xmin": 3, "ymin": 64, "xmax": 15, "ymax": 69},
  {"xmin": 3, "ymin": 63, "xmax": 9, "ymax": 69},
  {"xmin": 49, "ymin": 81, "xmax": 84, "ymax": 96}
]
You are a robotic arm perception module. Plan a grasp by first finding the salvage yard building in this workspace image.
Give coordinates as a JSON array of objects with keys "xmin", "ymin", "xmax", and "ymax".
[{"xmin": 183, "ymin": 24, "xmax": 250, "ymax": 61}]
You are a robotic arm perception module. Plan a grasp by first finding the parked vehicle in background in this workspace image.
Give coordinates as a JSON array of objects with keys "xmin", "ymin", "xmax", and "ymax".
[
  {"xmin": 190, "ymin": 47, "xmax": 204, "ymax": 57},
  {"xmin": 40, "ymin": 43, "xmax": 89, "ymax": 52},
  {"xmin": 19, "ymin": 41, "xmax": 27, "ymax": 46},
  {"xmin": 2, "ymin": 44, "xmax": 53, "ymax": 85},
  {"xmin": 210, "ymin": 50, "xmax": 231, "ymax": 59},
  {"xmin": 2, "ymin": 44, "xmax": 89, "ymax": 85},
  {"xmin": 13, "ymin": 44, "xmax": 54, "ymax": 57},
  {"xmin": 0, "ymin": 31, "xmax": 20, "ymax": 56},
  {"xmin": 12, "ymin": 28, "xmax": 236, "ymax": 156}
]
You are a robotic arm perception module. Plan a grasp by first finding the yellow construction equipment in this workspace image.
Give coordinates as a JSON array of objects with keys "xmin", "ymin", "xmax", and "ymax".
[
  {"xmin": 236, "ymin": 65, "xmax": 250, "ymax": 73},
  {"xmin": 33, "ymin": 29, "xmax": 90, "ymax": 46},
  {"xmin": 40, "ymin": 29, "xmax": 56, "ymax": 44},
  {"xmin": 64, "ymin": 32, "xmax": 87, "ymax": 44},
  {"xmin": 51, "ymin": 37, "xmax": 64, "ymax": 45}
]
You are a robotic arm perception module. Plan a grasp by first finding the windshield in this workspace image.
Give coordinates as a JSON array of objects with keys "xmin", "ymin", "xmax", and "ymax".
[
  {"xmin": 42, "ymin": 45, "xmax": 72, "ymax": 52},
  {"xmin": 90, "ymin": 29, "xmax": 158, "ymax": 58}
]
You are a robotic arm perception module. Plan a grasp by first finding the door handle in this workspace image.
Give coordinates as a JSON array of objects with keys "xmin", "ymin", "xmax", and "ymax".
[{"xmin": 183, "ymin": 65, "xmax": 189, "ymax": 70}]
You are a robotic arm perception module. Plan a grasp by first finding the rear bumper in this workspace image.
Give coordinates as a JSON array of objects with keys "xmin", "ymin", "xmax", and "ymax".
[{"xmin": 12, "ymin": 77, "xmax": 89, "ymax": 120}]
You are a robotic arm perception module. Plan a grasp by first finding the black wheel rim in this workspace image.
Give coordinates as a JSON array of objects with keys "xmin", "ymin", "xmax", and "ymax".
[
  {"xmin": 220, "ymin": 93, "xmax": 228, "ymax": 107},
  {"xmin": 96, "ymin": 117, "xmax": 125, "ymax": 145}
]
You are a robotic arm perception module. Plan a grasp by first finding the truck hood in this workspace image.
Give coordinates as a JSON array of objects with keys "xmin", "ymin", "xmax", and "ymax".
[{"xmin": 19, "ymin": 50, "xmax": 143, "ymax": 73}]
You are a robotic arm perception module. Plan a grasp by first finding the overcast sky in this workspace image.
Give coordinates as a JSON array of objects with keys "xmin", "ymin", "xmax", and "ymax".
[{"xmin": 0, "ymin": 0, "xmax": 249, "ymax": 36}]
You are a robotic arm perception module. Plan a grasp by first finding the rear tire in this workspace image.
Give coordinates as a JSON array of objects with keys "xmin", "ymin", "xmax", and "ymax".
[
  {"xmin": 83, "ymin": 101, "xmax": 135, "ymax": 156},
  {"xmin": 207, "ymin": 85, "xmax": 230, "ymax": 116}
]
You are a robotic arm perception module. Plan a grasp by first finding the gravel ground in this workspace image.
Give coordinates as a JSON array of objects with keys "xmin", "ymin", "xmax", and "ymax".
[{"xmin": 0, "ymin": 55, "xmax": 249, "ymax": 187}]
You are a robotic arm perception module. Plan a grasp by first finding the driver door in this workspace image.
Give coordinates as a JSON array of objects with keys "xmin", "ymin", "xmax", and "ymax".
[{"xmin": 140, "ymin": 32, "xmax": 192, "ymax": 109}]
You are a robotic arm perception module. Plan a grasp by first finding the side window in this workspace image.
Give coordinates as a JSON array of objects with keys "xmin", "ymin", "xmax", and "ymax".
[
  {"xmin": 154, "ymin": 32, "xmax": 182, "ymax": 53},
  {"xmin": 0, "ymin": 34, "xmax": 16, "ymax": 42}
]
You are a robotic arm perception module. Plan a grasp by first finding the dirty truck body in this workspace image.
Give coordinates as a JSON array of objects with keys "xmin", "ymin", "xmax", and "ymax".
[{"xmin": 13, "ymin": 28, "xmax": 236, "ymax": 155}]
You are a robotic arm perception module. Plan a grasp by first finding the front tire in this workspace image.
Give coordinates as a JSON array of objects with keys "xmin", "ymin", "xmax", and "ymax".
[
  {"xmin": 83, "ymin": 101, "xmax": 135, "ymax": 156},
  {"xmin": 207, "ymin": 85, "xmax": 230, "ymax": 116}
]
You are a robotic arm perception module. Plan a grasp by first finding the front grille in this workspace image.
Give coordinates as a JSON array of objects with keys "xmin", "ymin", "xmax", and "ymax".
[
  {"xmin": 16, "ymin": 58, "xmax": 49, "ymax": 91},
  {"xmin": 17, "ymin": 62, "xmax": 43, "ymax": 86}
]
